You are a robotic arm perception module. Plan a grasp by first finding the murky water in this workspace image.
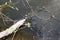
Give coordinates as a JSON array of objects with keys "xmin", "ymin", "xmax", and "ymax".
[{"xmin": 0, "ymin": 0, "xmax": 60, "ymax": 40}]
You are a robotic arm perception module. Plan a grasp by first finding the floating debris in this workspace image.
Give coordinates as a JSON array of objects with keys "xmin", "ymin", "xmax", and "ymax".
[
  {"xmin": 10, "ymin": 0, "xmax": 12, "ymax": 3},
  {"xmin": 25, "ymin": 22, "xmax": 31, "ymax": 28}
]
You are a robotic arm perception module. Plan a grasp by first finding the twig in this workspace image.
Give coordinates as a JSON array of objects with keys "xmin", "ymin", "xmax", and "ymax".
[
  {"xmin": 0, "ymin": 12, "xmax": 14, "ymax": 22},
  {"xmin": 11, "ymin": 30, "xmax": 17, "ymax": 40},
  {"xmin": 0, "ymin": 14, "xmax": 7, "ymax": 26}
]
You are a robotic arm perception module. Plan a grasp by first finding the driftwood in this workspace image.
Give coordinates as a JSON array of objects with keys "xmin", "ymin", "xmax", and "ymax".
[{"xmin": 0, "ymin": 18, "xmax": 26, "ymax": 38}]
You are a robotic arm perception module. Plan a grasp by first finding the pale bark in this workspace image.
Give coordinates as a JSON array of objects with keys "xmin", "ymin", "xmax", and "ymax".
[{"xmin": 0, "ymin": 19, "xmax": 26, "ymax": 38}]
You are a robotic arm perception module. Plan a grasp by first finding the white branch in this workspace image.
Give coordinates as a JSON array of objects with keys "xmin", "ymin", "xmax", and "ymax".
[{"xmin": 0, "ymin": 18, "xmax": 26, "ymax": 38}]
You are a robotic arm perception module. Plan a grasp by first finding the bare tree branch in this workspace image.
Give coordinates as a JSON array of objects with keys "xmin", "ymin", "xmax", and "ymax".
[{"xmin": 0, "ymin": 18, "xmax": 26, "ymax": 38}]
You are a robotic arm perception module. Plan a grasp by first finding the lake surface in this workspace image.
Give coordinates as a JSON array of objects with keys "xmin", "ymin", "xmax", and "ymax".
[{"xmin": 0, "ymin": 0, "xmax": 60, "ymax": 40}]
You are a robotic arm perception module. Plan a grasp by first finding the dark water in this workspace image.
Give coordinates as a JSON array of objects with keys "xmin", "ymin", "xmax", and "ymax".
[{"xmin": 0, "ymin": 0, "xmax": 60, "ymax": 40}]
